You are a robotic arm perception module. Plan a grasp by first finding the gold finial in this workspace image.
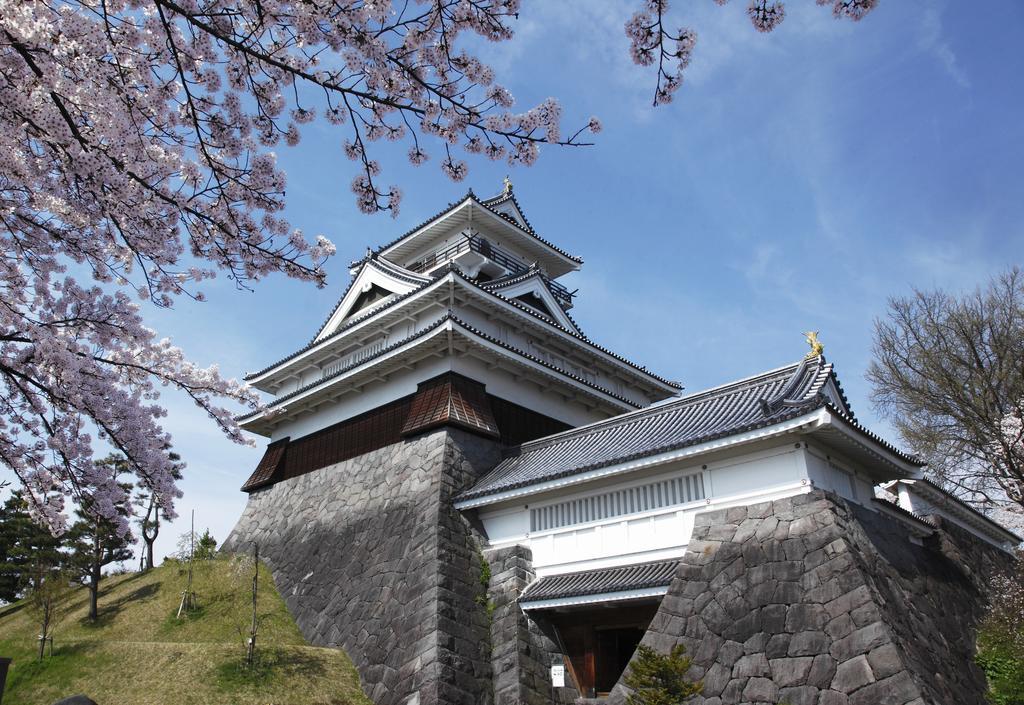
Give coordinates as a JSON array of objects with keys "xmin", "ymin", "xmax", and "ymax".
[
  {"xmin": 804, "ymin": 331, "xmax": 824, "ymax": 358},
  {"xmin": 502, "ymin": 175, "xmax": 513, "ymax": 194}
]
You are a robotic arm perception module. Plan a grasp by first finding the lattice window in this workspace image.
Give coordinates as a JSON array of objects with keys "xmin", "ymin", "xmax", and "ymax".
[{"xmin": 529, "ymin": 473, "xmax": 705, "ymax": 533}]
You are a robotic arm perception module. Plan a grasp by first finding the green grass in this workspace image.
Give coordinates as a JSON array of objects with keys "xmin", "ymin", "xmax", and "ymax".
[{"xmin": 0, "ymin": 558, "xmax": 371, "ymax": 705}]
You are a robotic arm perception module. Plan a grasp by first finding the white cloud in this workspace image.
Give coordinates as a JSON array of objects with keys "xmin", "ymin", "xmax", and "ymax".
[{"xmin": 918, "ymin": 6, "xmax": 970, "ymax": 88}]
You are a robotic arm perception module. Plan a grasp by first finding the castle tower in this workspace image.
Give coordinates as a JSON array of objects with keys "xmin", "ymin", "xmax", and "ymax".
[
  {"xmin": 226, "ymin": 185, "xmax": 1019, "ymax": 705},
  {"xmin": 224, "ymin": 185, "xmax": 679, "ymax": 705}
]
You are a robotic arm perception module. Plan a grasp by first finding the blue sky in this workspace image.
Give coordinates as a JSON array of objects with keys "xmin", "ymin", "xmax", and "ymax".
[{"xmin": 26, "ymin": 1, "xmax": 1024, "ymax": 562}]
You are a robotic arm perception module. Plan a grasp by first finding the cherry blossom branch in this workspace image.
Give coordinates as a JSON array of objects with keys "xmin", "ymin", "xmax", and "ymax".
[{"xmin": 626, "ymin": 0, "xmax": 879, "ymax": 105}]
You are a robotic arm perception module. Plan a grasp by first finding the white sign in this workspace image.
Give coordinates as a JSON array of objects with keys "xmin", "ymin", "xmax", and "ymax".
[{"xmin": 550, "ymin": 663, "xmax": 565, "ymax": 688}]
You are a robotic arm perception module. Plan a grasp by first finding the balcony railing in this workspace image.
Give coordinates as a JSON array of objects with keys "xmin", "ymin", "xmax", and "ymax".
[{"xmin": 407, "ymin": 232, "xmax": 574, "ymax": 309}]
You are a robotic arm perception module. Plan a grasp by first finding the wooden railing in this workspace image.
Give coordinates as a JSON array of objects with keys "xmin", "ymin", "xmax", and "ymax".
[{"xmin": 407, "ymin": 232, "xmax": 574, "ymax": 308}]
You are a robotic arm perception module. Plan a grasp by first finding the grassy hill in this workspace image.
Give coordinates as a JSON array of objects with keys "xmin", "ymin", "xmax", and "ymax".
[{"xmin": 0, "ymin": 558, "xmax": 371, "ymax": 705}]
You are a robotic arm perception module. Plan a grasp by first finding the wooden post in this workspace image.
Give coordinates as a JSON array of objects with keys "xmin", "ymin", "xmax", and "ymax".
[{"xmin": 177, "ymin": 509, "xmax": 197, "ymax": 618}]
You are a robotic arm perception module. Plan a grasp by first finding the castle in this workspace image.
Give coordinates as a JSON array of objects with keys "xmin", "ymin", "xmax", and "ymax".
[{"xmin": 224, "ymin": 184, "xmax": 1020, "ymax": 705}]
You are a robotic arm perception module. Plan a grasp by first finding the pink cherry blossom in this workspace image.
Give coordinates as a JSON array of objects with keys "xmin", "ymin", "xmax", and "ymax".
[
  {"xmin": 0, "ymin": 0, "xmax": 879, "ymax": 534},
  {"xmin": 626, "ymin": 0, "xmax": 879, "ymax": 105}
]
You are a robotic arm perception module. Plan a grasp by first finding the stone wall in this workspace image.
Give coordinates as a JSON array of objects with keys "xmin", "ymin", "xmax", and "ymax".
[
  {"xmin": 486, "ymin": 545, "xmax": 580, "ymax": 705},
  {"xmin": 223, "ymin": 428, "xmax": 502, "ymax": 705},
  {"xmin": 602, "ymin": 490, "xmax": 1011, "ymax": 705}
]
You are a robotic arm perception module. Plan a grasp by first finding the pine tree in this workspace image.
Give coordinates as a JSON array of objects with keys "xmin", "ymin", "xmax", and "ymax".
[
  {"xmin": 196, "ymin": 529, "xmax": 218, "ymax": 561},
  {"xmin": 0, "ymin": 492, "xmax": 64, "ymax": 603},
  {"xmin": 623, "ymin": 644, "xmax": 703, "ymax": 705}
]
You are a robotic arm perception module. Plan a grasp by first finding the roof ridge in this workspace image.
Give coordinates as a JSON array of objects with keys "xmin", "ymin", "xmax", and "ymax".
[
  {"xmin": 451, "ymin": 270, "xmax": 678, "ymax": 388},
  {"xmin": 507, "ymin": 358, "xmax": 809, "ymax": 456},
  {"xmin": 758, "ymin": 355, "xmax": 828, "ymax": 416},
  {"xmin": 238, "ymin": 313, "xmax": 454, "ymax": 421},
  {"xmin": 372, "ymin": 192, "xmax": 583, "ymax": 265}
]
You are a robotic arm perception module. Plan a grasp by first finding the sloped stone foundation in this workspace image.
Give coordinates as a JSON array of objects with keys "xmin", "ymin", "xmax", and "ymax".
[
  {"xmin": 603, "ymin": 490, "xmax": 1011, "ymax": 705},
  {"xmin": 486, "ymin": 545, "xmax": 581, "ymax": 705},
  {"xmin": 224, "ymin": 428, "xmax": 502, "ymax": 705}
]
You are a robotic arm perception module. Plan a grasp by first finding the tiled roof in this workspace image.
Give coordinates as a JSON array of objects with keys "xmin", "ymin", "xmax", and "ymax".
[
  {"xmin": 372, "ymin": 191, "xmax": 583, "ymax": 265},
  {"xmin": 897, "ymin": 478, "xmax": 1024, "ymax": 544},
  {"xmin": 457, "ymin": 273, "xmax": 677, "ymax": 390},
  {"xmin": 309, "ymin": 256, "xmax": 430, "ymax": 344},
  {"xmin": 520, "ymin": 560, "xmax": 680, "ymax": 603},
  {"xmin": 459, "ymin": 357, "xmax": 839, "ymax": 502},
  {"xmin": 447, "ymin": 313, "xmax": 640, "ymax": 407},
  {"xmin": 246, "ymin": 266, "xmax": 677, "ymax": 393},
  {"xmin": 401, "ymin": 373, "xmax": 500, "ymax": 439},
  {"xmin": 480, "ymin": 189, "xmax": 538, "ymax": 234},
  {"xmin": 240, "ymin": 438, "xmax": 289, "ymax": 492},
  {"xmin": 238, "ymin": 315, "xmax": 451, "ymax": 422},
  {"xmin": 245, "ymin": 270, "xmax": 441, "ymax": 382}
]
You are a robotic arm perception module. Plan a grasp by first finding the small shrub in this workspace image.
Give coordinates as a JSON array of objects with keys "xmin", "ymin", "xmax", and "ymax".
[{"xmin": 623, "ymin": 644, "xmax": 703, "ymax": 705}]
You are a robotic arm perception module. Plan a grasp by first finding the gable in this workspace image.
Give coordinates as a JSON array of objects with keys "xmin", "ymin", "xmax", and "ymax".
[
  {"xmin": 314, "ymin": 259, "xmax": 426, "ymax": 342},
  {"xmin": 514, "ymin": 292, "xmax": 556, "ymax": 319},
  {"xmin": 488, "ymin": 198, "xmax": 529, "ymax": 230},
  {"xmin": 821, "ymin": 375, "xmax": 854, "ymax": 418},
  {"xmin": 349, "ymin": 284, "xmax": 394, "ymax": 318},
  {"xmin": 483, "ymin": 273, "xmax": 582, "ymax": 335}
]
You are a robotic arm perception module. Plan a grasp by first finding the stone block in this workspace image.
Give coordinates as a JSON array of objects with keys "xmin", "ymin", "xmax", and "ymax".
[
  {"xmin": 831, "ymin": 655, "xmax": 875, "ymax": 694},
  {"xmin": 719, "ymin": 640, "xmax": 745, "ymax": 667},
  {"xmin": 702, "ymin": 662, "xmax": 731, "ymax": 696},
  {"xmin": 830, "ymin": 622, "xmax": 890, "ymax": 663},
  {"xmin": 807, "ymin": 654, "xmax": 837, "ymax": 689},
  {"xmin": 824, "ymin": 614, "xmax": 855, "ymax": 641},
  {"xmin": 865, "ymin": 644, "xmax": 903, "ymax": 681},
  {"xmin": 732, "ymin": 653, "xmax": 770, "ymax": 678},
  {"xmin": 789, "ymin": 631, "xmax": 829, "ymax": 657},
  {"xmin": 847, "ymin": 672, "xmax": 919, "ymax": 705},
  {"xmin": 742, "ymin": 677, "xmax": 779, "ymax": 703},
  {"xmin": 817, "ymin": 691, "xmax": 849, "ymax": 705},
  {"xmin": 779, "ymin": 685, "xmax": 820, "ymax": 705},
  {"xmin": 769, "ymin": 656, "xmax": 813, "ymax": 687},
  {"xmin": 787, "ymin": 603, "xmax": 829, "ymax": 632},
  {"xmin": 765, "ymin": 633, "xmax": 791, "ymax": 659}
]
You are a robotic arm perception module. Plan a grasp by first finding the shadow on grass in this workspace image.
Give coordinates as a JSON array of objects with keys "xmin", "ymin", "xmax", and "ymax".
[
  {"xmin": 215, "ymin": 647, "xmax": 328, "ymax": 692},
  {"xmin": 79, "ymin": 582, "xmax": 161, "ymax": 630}
]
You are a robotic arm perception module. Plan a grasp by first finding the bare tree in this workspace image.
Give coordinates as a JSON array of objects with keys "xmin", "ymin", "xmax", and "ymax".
[
  {"xmin": 246, "ymin": 544, "xmax": 259, "ymax": 667},
  {"xmin": 28, "ymin": 562, "xmax": 71, "ymax": 659},
  {"xmin": 868, "ymin": 268, "xmax": 1024, "ymax": 516}
]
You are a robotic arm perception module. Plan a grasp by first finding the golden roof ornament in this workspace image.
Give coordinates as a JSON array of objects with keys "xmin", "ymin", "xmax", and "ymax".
[
  {"xmin": 502, "ymin": 175, "xmax": 513, "ymax": 194},
  {"xmin": 804, "ymin": 331, "xmax": 824, "ymax": 359}
]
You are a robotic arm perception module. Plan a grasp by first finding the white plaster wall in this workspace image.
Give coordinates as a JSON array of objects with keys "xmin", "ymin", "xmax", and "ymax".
[
  {"xmin": 706, "ymin": 448, "xmax": 801, "ymax": 498},
  {"xmin": 804, "ymin": 446, "xmax": 879, "ymax": 506},
  {"xmin": 477, "ymin": 445, "xmax": 812, "ymax": 575}
]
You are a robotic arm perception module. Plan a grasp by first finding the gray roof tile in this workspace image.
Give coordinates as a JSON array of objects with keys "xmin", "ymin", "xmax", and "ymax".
[
  {"xmin": 520, "ymin": 560, "xmax": 679, "ymax": 602},
  {"xmin": 459, "ymin": 356, "xmax": 840, "ymax": 502}
]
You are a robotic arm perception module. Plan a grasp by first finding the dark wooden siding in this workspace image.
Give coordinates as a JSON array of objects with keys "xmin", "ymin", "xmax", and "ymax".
[{"xmin": 241, "ymin": 374, "xmax": 573, "ymax": 492}]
